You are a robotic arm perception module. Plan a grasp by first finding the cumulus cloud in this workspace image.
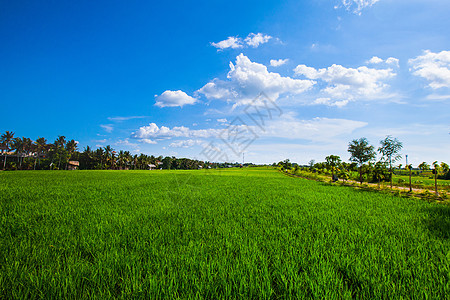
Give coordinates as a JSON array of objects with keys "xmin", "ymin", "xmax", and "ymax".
[
  {"xmin": 367, "ymin": 56, "xmax": 399, "ymax": 67},
  {"xmin": 210, "ymin": 36, "xmax": 243, "ymax": 50},
  {"xmin": 131, "ymin": 123, "xmax": 222, "ymax": 140},
  {"xmin": 294, "ymin": 62, "xmax": 395, "ymax": 105},
  {"xmin": 409, "ymin": 50, "xmax": 450, "ymax": 89},
  {"xmin": 211, "ymin": 33, "xmax": 272, "ymax": 50},
  {"xmin": 155, "ymin": 90, "xmax": 197, "ymax": 108},
  {"xmin": 244, "ymin": 33, "xmax": 272, "ymax": 48},
  {"xmin": 217, "ymin": 118, "xmax": 228, "ymax": 123},
  {"xmin": 339, "ymin": 0, "xmax": 380, "ymax": 15},
  {"xmin": 198, "ymin": 54, "xmax": 315, "ymax": 107},
  {"xmin": 270, "ymin": 59, "xmax": 289, "ymax": 67}
]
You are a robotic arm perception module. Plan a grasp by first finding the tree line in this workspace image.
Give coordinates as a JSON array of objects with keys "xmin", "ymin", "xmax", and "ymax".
[
  {"xmin": 276, "ymin": 136, "xmax": 450, "ymax": 194},
  {"xmin": 0, "ymin": 131, "xmax": 241, "ymax": 171}
]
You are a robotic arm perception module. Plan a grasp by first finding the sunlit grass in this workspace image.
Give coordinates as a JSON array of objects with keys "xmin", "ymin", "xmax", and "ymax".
[{"xmin": 1, "ymin": 168, "xmax": 449, "ymax": 298}]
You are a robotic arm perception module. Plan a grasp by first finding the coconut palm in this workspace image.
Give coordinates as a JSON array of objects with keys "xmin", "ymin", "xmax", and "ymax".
[
  {"xmin": 1, "ymin": 131, "xmax": 15, "ymax": 169},
  {"xmin": 103, "ymin": 145, "xmax": 113, "ymax": 169},
  {"xmin": 34, "ymin": 137, "xmax": 47, "ymax": 170}
]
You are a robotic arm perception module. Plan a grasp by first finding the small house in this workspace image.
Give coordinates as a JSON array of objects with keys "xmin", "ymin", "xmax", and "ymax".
[
  {"xmin": 68, "ymin": 161, "xmax": 79, "ymax": 170},
  {"xmin": 148, "ymin": 164, "xmax": 157, "ymax": 170}
]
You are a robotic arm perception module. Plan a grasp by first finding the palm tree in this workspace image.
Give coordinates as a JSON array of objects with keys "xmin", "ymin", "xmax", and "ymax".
[
  {"xmin": 103, "ymin": 145, "xmax": 113, "ymax": 169},
  {"xmin": 13, "ymin": 137, "xmax": 24, "ymax": 169},
  {"xmin": 1, "ymin": 131, "xmax": 15, "ymax": 170},
  {"xmin": 124, "ymin": 151, "xmax": 131, "ymax": 170},
  {"xmin": 34, "ymin": 137, "xmax": 47, "ymax": 170},
  {"xmin": 418, "ymin": 162, "xmax": 429, "ymax": 173},
  {"xmin": 118, "ymin": 150, "xmax": 125, "ymax": 169},
  {"xmin": 94, "ymin": 148, "xmax": 105, "ymax": 169},
  {"xmin": 54, "ymin": 136, "xmax": 66, "ymax": 169}
]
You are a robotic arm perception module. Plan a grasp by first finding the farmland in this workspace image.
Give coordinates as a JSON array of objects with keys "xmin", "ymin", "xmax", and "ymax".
[{"xmin": 1, "ymin": 168, "xmax": 449, "ymax": 298}]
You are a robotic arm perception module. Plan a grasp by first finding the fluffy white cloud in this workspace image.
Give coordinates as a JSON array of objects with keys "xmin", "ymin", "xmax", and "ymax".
[
  {"xmin": 409, "ymin": 50, "xmax": 450, "ymax": 89},
  {"xmin": 155, "ymin": 90, "xmax": 197, "ymax": 108},
  {"xmin": 367, "ymin": 56, "xmax": 399, "ymax": 67},
  {"xmin": 340, "ymin": 0, "xmax": 380, "ymax": 15},
  {"xmin": 131, "ymin": 123, "xmax": 222, "ymax": 140},
  {"xmin": 211, "ymin": 33, "xmax": 272, "ymax": 50},
  {"xmin": 294, "ymin": 62, "xmax": 395, "ymax": 104},
  {"xmin": 386, "ymin": 57, "xmax": 400, "ymax": 66},
  {"xmin": 270, "ymin": 59, "xmax": 289, "ymax": 67},
  {"xmin": 244, "ymin": 33, "xmax": 272, "ymax": 47},
  {"xmin": 198, "ymin": 54, "xmax": 315, "ymax": 106},
  {"xmin": 210, "ymin": 36, "xmax": 243, "ymax": 50},
  {"xmin": 217, "ymin": 118, "xmax": 228, "ymax": 123}
]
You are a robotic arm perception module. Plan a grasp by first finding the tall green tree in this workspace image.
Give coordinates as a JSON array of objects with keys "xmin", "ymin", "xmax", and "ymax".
[
  {"xmin": 34, "ymin": 137, "xmax": 47, "ymax": 170},
  {"xmin": 1, "ymin": 131, "xmax": 15, "ymax": 169},
  {"xmin": 325, "ymin": 155, "xmax": 341, "ymax": 182},
  {"xmin": 378, "ymin": 135, "xmax": 403, "ymax": 188},
  {"xmin": 348, "ymin": 137, "xmax": 376, "ymax": 184}
]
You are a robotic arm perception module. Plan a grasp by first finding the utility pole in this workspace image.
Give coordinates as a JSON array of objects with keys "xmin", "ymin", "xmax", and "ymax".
[{"xmin": 405, "ymin": 154, "xmax": 408, "ymax": 167}]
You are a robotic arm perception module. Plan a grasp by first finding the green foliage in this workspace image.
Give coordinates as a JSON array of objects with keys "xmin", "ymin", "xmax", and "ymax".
[
  {"xmin": 348, "ymin": 138, "xmax": 376, "ymax": 184},
  {"xmin": 1, "ymin": 168, "xmax": 449, "ymax": 298}
]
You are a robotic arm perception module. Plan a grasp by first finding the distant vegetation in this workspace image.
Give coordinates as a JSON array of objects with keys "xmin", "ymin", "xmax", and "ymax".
[
  {"xmin": 0, "ymin": 131, "xmax": 247, "ymax": 171},
  {"xmin": 276, "ymin": 136, "xmax": 450, "ymax": 194}
]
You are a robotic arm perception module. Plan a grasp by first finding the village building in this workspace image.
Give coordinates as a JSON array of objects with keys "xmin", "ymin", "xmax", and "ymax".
[{"xmin": 68, "ymin": 161, "xmax": 79, "ymax": 170}]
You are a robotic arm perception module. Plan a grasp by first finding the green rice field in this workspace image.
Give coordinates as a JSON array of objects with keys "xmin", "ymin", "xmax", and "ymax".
[{"xmin": 1, "ymin": 168, "xmax": 449, "ymax": 298}]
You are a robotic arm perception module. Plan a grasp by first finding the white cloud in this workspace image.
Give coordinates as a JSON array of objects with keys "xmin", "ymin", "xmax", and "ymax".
[
  {"xmin": 313, "ymin": 97, "xmax": 349, "ymax": 107},
  {"xmin": 368, "ymin": 56, "xmax": 383, "ymax": 64},
  {"xmin": 141, "ymin": 139, "xmax": 157, "ymax": 144},
  {"xmin": 155, "ymin": 90, "xmax": 197, "ymax": 108},
  {"xmin": 244, "ymin": 33, "xmax": 272, "ymax": 47},
  {"xmin": 217, "ymin": 118, "xmax": 228, "ymax": 123},
  {"xmin": 100, "ymin": 124, "xmax": 114, "ymax": 133},
  {"xmin": 340, "ymin": 0, "xmax": 380, "ymax": 15},
  {"xmin": 211, "ymin": 33, "xmax": 272, "ymax": 51},
  {"xmin": 270, "ymin": 59, "xmax": 289, "ymax": 67},
  {"xmin": 211, "ymin": 36, "xmax": 243, "ymax": 50},
  {"xmin": 386, "ymin": 57, "xmax": 400, "ymax": 66},
  {"xmin": 131, "ymin": 123, "xmax": 222, "ymax": 140},
  {"xmin": 198, "ymin": 54, "xmax": 315, "ymax": 107},
  {"xmin": 294, "ymin": 63, "xmax": 395, "ymax": 104},
  {"xmin": 367, "ymin": 56, "xmax": 399, "ymax": 67},
  {"xmin": 409, "ymin": 50, "xmax": 450, "ymax": 89},
  {"xmin": 115, "ymin": 138, "xmax": 138, "ymax": 147},
  {"xmin": 169, "ymin": 139, "xmax": 204, "ymax": 148}
]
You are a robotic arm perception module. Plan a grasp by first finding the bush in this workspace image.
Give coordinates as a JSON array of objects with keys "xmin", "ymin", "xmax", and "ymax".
[{"xmin": 398, "ymin": 179, "xmax": 405, "ymax": 183}]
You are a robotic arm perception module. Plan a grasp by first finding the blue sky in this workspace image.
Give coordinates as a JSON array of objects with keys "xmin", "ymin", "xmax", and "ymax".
[{"xmin": 1, "ymin": 0, "xmax": 449, "ymax": 165}]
